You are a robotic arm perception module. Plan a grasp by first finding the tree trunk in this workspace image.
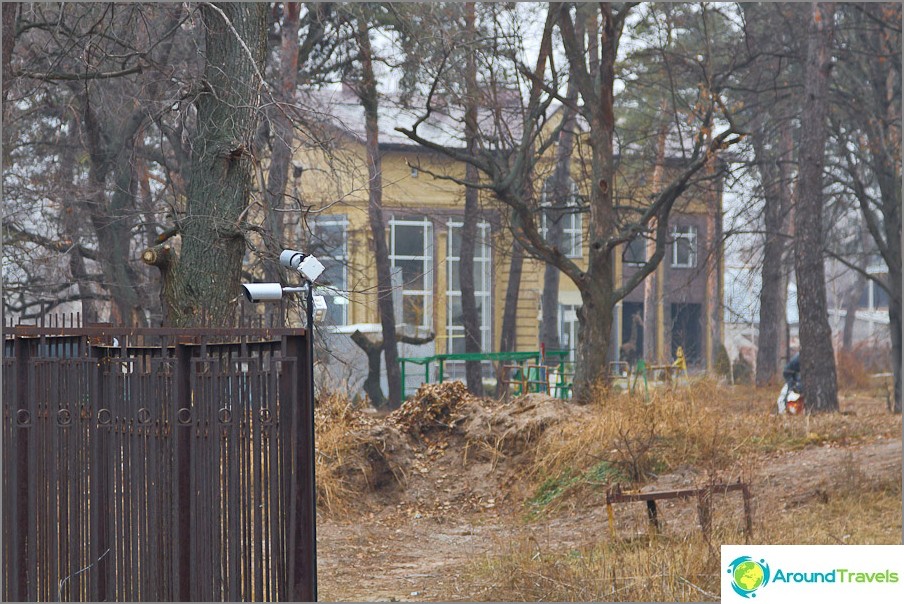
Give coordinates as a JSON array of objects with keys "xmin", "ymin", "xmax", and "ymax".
[
  {"xmin": 1, "ymin": 2, "xmax": 17, "ymax": 106},
  {"xmin": 572, "ymin": 4, "xmax": 618, "ymax": 402},
  {"xmin": 754, "ymin": 121, "xmax": 793, "ymax": 385},
  {"xmin": 794, "ymin": 1, "xmax": 838, "ymax": 412},
  {"xmin": 351, "ymin": 330, "xmax": 387, "ymax": 408},
  {"xmin": 540, "ymin": 80, "xmax": 578, "ymax": 355},
  {"xmin": 704, "ymin": 144, "xmax": 722, "ymax": 371},
  {"xmin": 81, "ymin": 99, "xmax": 147, "ymax": 325},
  {"xmin": 459, "ymin": 2, "xmax": 483, "ymax": 395},
  {"xmin": 888, "ymin": 270, "xmax": 902, "ymax": 413},
  {"xmin": 496, "ymin": 242, "xmax": 523, "ymax": 397},
  {"xmin": 575, "ymin": 277, "xmax": 615, "ymax": 401},
  {"xmin": 261, "ymin": 2, "xmax": 302, "ymax": 283},
  {"xmin": 162, "ymin": 3, "xmax": 268, "ymax": 327},
  {"xmin": 59, "ymin": 123, "xmax": 99, "ymax": 323},
  {"xmin": 499, "ymin": 242, "xmax": 524, "ymax": 354},
  {"xmin": 357, "ymin": 21, "xmax": 403, "ymax": 407},
  {"xmin": 643, "ymin": 104, "xmax": 670, "ymax": 364},
  {"xmin": 841, "ymin": 224, "xmax": 872, "ymax": 352}
]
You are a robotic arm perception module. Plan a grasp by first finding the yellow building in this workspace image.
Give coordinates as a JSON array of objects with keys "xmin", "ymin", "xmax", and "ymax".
[{"xmin": 292, "ymin": 88, "xmax": 723, "ymax": 394}]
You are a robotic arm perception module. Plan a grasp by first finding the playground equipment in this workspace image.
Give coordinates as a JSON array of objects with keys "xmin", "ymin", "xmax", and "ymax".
[
  {"xmin": 398, "ymin": 349, "xmax": 572, "ymax": 399},
  {"xmin": 630, "ymin": 346, "xmax": 691, "ymax": 398}
]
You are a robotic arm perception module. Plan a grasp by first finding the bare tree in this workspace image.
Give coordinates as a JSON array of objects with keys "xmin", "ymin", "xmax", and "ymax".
[
  {"xmin": 829, "ymin": 2, "xmax": 901, "ymax": 411},
  {"xmin": 794, "ymin": 2, "xmax": 838, "ymax": 412},
  {"xmin": 144, "ymin": 3, "xmax": 269, "ymax": 327},
  {"xmin": 346, "ymin": 12, "xmax": 403, "ymax": 407},
  {"xmin": 400, "ymin": 3, "xmax": 741, "ymax": 400}
]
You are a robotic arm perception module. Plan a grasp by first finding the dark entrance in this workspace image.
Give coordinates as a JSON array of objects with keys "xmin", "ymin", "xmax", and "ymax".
[
  {"xmin": 621, "ymin": 302, "xmax": 645, "ymax": 365},
  {"xmin": 671, "ymin": 303, "xmax": 702, "ymax": 366}
]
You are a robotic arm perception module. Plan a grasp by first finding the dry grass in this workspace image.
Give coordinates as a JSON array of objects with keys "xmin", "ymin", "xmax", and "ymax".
[
  {"xmin": 470, "ymin": 479, "xmax": 902, "ymax": 602},
  {"xmin": 468, "ymin": 380, "xmax": 902, "ymax": 602},
  {"xmin": 314, "ymin": 391, "xmax": 370, "ymax": 516},
  {"xmin": 530, "ymin": 378, "xmax": 901, "ymax": 495}
]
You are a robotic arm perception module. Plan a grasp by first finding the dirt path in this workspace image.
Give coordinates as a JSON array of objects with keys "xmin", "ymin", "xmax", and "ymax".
[{"xmin": 317, "ymin": 438, "xmax": 902, "ymax": 601}]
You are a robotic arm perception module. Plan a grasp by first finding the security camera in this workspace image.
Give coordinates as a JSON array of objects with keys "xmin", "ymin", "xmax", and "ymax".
[
  {"xmin": 299, "ymin": 255, "xmax": 325, "ymax": 283},
  {"xmin": 279, "ymin": 249, "xmax": 325, "ymax": 283},
  {"xmin": 241, "ymin": 283, "xmax": 284, "ymax": 303},
  {"xmin": 279, "ymin": 249, "xmax": 305, "ymax": 270}
]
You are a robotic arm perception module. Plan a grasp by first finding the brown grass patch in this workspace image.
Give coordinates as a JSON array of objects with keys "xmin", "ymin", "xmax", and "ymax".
[
  {"xmin": 530, "ymin": 379, "xmax": 901, "ymax": 500},
  {"xmin": 470, "ymin": 478, "xmax": 902, "ymax": 602}
]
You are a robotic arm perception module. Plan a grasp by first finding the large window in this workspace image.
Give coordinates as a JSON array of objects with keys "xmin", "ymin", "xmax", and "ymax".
[
  {"xmin": 446, "ymin": 221, "xmax": 492, "ymax": 355},
  {"xmin": 540, "ymin": 179, "xmax": 584, "ymax": 259},
  {"xmin": 390, "ymin": 217, "xmax": 434, "ymax": 328},
  {"xmin": 312, "ymin": 215, "xmax": 348, "ymax": 326},
  {"xmin": 671, "ymin": 225, "xmax": 697, "ymax": 268}
]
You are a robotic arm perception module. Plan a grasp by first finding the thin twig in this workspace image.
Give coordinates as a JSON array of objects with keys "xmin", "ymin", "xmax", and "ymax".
[{"xmin": 58, "ymin": 548, "xmax": 111, "ymax": 602}]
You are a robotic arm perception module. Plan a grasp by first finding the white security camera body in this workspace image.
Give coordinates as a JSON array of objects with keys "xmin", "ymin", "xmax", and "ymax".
[
  {"xmin": 279, "ymin": 249, "xmax": 325, "ymax": 283},
  {"xmin": 298, "ymin": 255, "xmax": 325, "ymax": 283},
  {"xmin": 279, "ymin": 249, "xmax": 305, "ymax": 270},
  {"xmin": 242, "ymin": 283, "xmax": 284, "ymax": 303}
]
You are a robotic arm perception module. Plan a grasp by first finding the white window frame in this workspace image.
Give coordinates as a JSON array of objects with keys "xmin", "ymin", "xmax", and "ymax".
[
  {"xmin": 671, "ymin": 225, "xmax": 697, "ymax": 269},
  {"xmin": 446, "ymin": 220, "xmax": 493, "ymax": 356},
  {"xmin": 312, "ymin": 215, "xmax": 349, "ymax": 326},
  {"xmin": 540, "ymin": 180, "xmax": 584, "ymax": 259},
  {"xmin": 389, "ymin": 217, "xmax": 434, "ymax": 328}
]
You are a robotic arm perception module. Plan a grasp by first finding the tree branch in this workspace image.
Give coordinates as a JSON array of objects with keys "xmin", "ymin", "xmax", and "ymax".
[{"xmin": 3, "ymin": 222, "xmax": 99, "ymax": 262}]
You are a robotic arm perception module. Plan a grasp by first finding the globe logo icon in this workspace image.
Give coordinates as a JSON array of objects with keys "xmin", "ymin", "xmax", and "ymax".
[{"xmin": 727, "ymin": 556, "xmax": 771, "ymax": 598}]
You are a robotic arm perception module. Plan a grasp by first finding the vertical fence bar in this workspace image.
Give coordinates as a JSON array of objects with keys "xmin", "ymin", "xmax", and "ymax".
[
  {"xmin": 287, "ymin": 331, "xmax": 315, "ymax": 602},
  {"xmin": 173, "ymin": 344, "xmax": 192, "ymax": 602},
  {"xmin": 90, "ymin": 346, "xmax": 110, "ymax": 602},
  {"xmin": 26, "ymin": 339, "xmax": 39, "ymax": 601},
  {"xmin": 12, "ymin": 337, "xmax": 30, "ymax": 601}
]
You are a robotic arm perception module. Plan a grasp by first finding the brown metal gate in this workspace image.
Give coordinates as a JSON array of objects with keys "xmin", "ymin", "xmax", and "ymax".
[{"xmin": 1, "ymin": 318, "xmax": 315, "ymax": 601}]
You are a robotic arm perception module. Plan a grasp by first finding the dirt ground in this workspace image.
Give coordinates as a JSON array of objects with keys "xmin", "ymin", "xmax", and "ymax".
[{"xmin": 316, "ymin": 387, "xmax": 903, "ymax": 602}]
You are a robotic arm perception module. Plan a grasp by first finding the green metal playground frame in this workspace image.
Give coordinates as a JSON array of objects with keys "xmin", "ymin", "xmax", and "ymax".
[{"xmin": 398, "ymin": 349, "xmax": 573, "ymax": 398}]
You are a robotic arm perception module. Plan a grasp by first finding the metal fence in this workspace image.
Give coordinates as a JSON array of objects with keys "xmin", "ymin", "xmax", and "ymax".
[{"xmin": 1, "ymin": 316, "xmax": 315, "ymax": 601}]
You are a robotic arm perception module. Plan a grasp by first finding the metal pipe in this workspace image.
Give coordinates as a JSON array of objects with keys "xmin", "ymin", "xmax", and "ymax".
[{"xmin": 306, "ymin": 283, "xmax": 318, "ymax": 601}]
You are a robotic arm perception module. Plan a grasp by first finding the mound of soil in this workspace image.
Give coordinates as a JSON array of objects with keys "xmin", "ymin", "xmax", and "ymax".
[{"xmin": 325, "ymin": 384, "xmax": 588, "ymax": 517}]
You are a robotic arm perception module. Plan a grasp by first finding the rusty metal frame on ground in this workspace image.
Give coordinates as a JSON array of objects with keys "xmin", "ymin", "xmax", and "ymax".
[{"xmin": 606, "ymin": 480, "xmax": 753, "ymax": 541}]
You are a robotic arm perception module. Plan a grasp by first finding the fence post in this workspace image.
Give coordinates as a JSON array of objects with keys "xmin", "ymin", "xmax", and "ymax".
[
  {"xmin": 90, "ymin": 343, "xmax": 111, "ymax": 602},
  {"xmin": 173, "ymin": 344, "xmax": 193, "ymax": 601},
  {"xmin": 286, "ymin": 330, "xmax": 316, "ymax": 602},
  {"xmin": 11, "ymin": 336, "xmax": 30, "ymax": 600}
]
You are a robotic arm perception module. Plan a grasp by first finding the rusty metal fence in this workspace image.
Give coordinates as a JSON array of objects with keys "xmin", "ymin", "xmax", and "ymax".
[{"xmin": 1, "ymin": 316, "xmax": 315, "ymax": 601}]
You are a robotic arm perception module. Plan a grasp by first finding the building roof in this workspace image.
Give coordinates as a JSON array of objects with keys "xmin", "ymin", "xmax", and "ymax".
[{"xmin": 299, "ymin": 86, "xmax": 572, "ymax": 151}]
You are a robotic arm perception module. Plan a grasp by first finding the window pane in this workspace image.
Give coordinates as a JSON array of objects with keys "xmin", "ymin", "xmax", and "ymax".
[
  {"xmin": 320, "ymin": 263, "xmax": 346, "ymax": 289},
  {"xmin": 449, "ymin": 330, "xmax": 466, "ymax": 354},
  {"xmin": 448, "ymin": 297, "xmax": 463, "ymax": 325},
  {"xmin": 676, "ymin": 239, "xmax": 690, "ymax": 265},
  {"xmin": 874, "ymin": 281, "xmax": 889, "ymax": 308},
  {"xmin": 314, "ymin": 223, "xmax": 345, "ymax": 257},
  {"xmin": 403, "ymin": 295, "xmax": 426, "ymax": 326},
  {"xmin": 449, "ymin": 228, "xmax": 462, "ymax": 258},
  {"xmin": 396, "ymin": 258, "xmax": 425, "ymax": 289},
  {"xmin": 394, "ymin": 224, "xmax": 424, "ymax": 257},
  {"xmin": 449, "ymin": 264, "xmax": 461, "ymax": 292},
  {"xmin": 624, "ymin": 237, "xmax": 645, "ymax": 265}
]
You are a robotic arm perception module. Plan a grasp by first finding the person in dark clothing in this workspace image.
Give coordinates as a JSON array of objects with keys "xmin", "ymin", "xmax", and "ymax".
[
  {"xmin": 783, "ymin": 352, "xmax": 801, "ymax": 389},
  {"xmin": 777, "ymin": 352, "xmax": 801, "ymax": 414}
]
